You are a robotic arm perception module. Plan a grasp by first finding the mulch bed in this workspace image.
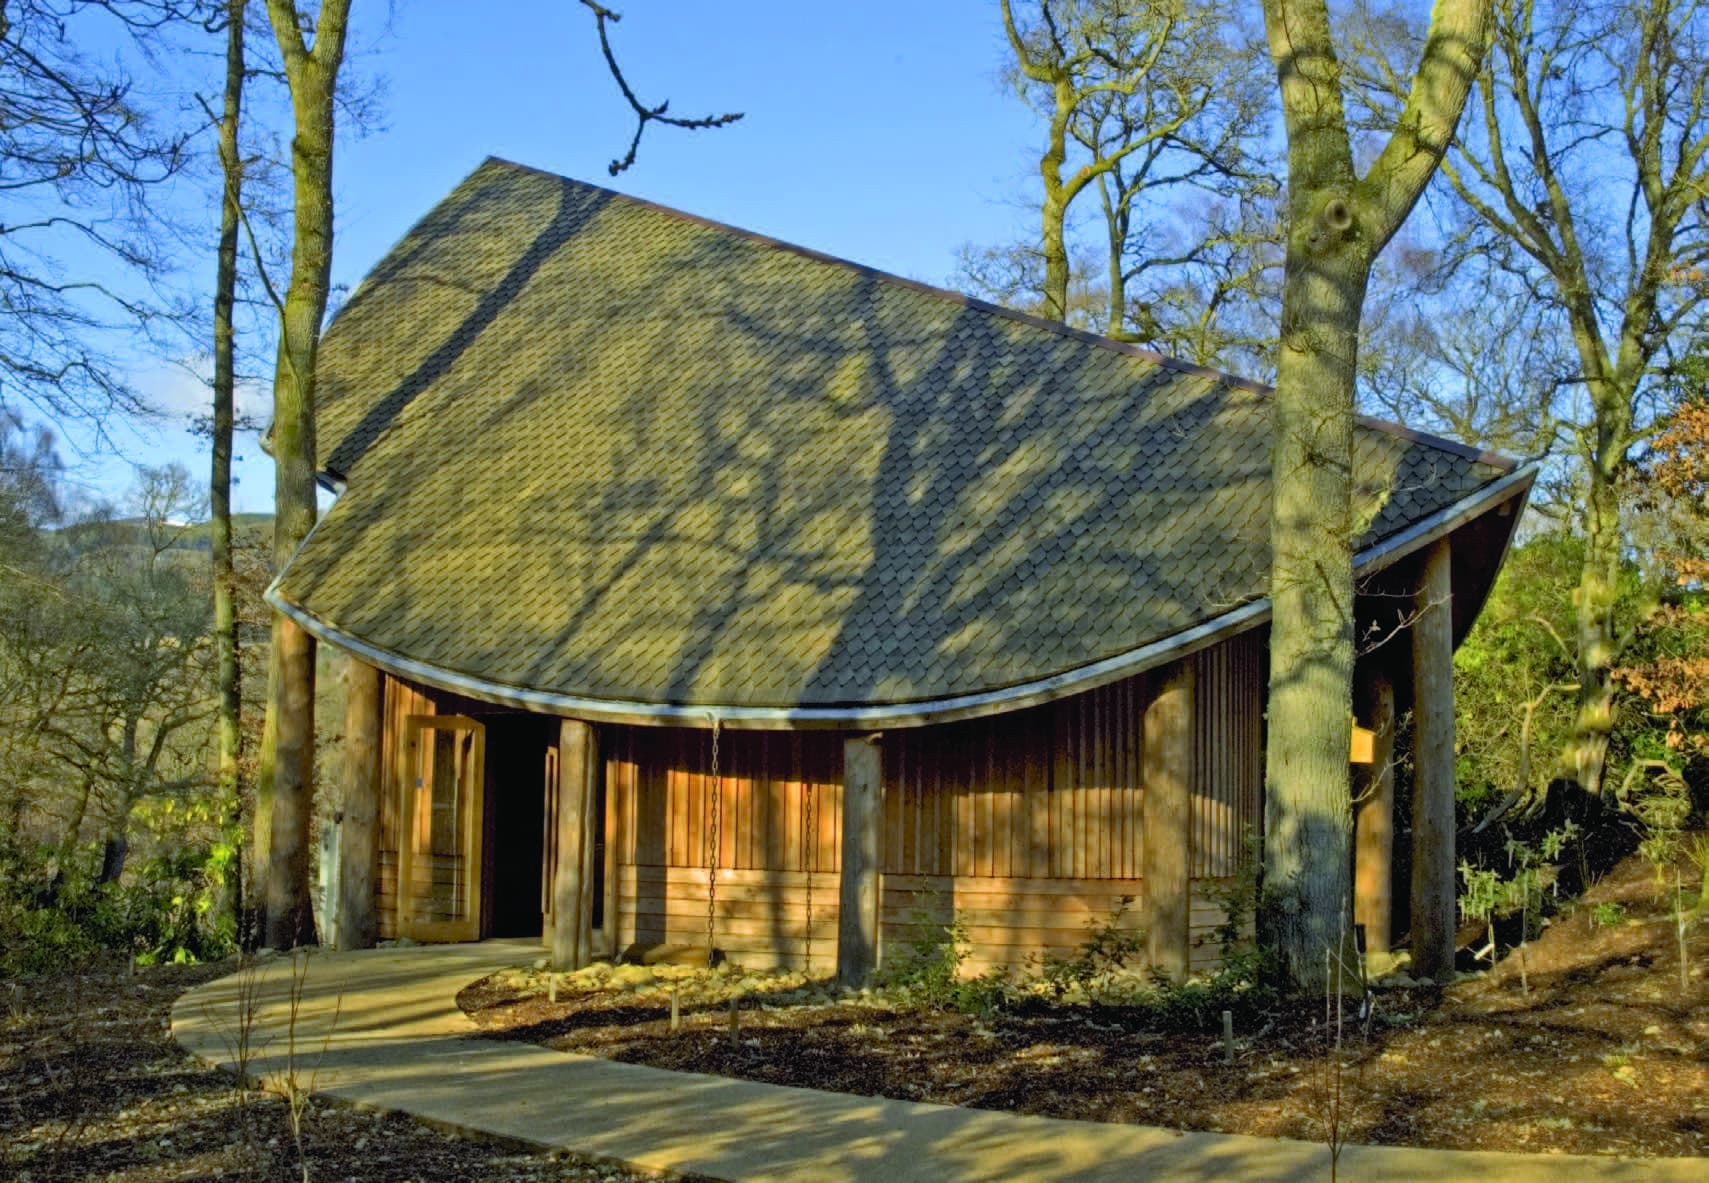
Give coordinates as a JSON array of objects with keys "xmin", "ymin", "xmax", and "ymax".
[
  {"xmin": 1, "ymin": 958, "xmax": 662, "ymax": 1181},
  {"xmin": 460, "ymin": 851, "xmax": 1709, "ymax": 1159}
]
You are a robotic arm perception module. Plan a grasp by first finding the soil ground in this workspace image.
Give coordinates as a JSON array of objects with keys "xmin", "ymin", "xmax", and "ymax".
[
  {"xmin": 461, "ymin": 850, "xmax": 1709, "ymax": 1159},
  {"xmin": 1, "ymin": 958, "xmax": 659, "ymax": 1182}
]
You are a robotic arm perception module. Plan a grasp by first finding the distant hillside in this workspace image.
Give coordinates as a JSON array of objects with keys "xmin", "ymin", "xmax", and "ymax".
[{"xmin": 54, "ymin": 512, "xmax": 275, "ymax": 554}]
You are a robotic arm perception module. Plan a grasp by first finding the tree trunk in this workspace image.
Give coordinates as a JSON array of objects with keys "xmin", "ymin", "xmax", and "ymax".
[
  {"xmin": 1039, "ymin": 80, "xmax": 1073, "ymax": 323},
  {"xmin": 99, "ymin": 792, "xmax": 136, "ymax": 885},
  {"xmin": 211, "ymin": 0, "xmax": 247, "ymax": 937},
  {"xmin": 1261, "ymin": 235, "xmax": 1366, "ymax": 989},
  {"xmin": 100, "ymin": 717, "xmax": 141, "ymax": 884},
  {"xmin": 1567, "ymin": 446, "xmax": 1623, "ymax": 797},
  {"xmin": 1101, "ymin": 179, "xmax": 1128, "ymax": 338},
  {"xmin": 265, "ymin": 615, "xmax": 316, "ymax": 946},
  {"xmin": 252, "ymin": 645, "xmax": 277, "ymax": 934},
  {"xmin": 99, "ymin": 829, "xmax": 130, "ymax": 885},
  {"xmin": 260, "ymin": 0, "xmax": 351, "ymax": 950},
  {"xmin": 334, "ymin": 657, "xmax": 382, "ymax": 950},
  {"xmin": 1259, "ymin": 0, "xmax": 1490, "ymax": 992},
  {"xmin": 56, "ymin": 776, "xmax": 93, "ymax": 875}
]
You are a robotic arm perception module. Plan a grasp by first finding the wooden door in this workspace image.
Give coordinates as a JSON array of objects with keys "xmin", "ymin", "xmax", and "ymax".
[{"xmin": 397, "ymin": 714, "xmax": 486, "ymax": 943}]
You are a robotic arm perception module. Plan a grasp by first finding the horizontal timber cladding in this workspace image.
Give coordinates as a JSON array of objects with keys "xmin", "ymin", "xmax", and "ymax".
[
  {"xmin": 607, "ymin": 628, "xmax": 1264, "ymax": 974},
  {"xmin": 883, "ymin": 876, "xmax": 1245, "ymax": 975},
  {"xmin": 608, "ymin": 726, "xmax": 846, "ymax": 970}
]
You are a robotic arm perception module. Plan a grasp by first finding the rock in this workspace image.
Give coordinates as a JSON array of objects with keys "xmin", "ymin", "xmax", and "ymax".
[{"xmin": 607, "ymin": 964, "xmax": 656, "ymax": 989}]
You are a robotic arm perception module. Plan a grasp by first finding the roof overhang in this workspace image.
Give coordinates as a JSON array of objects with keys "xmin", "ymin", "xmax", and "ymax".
[{"xmin": 267, "ymin": 466, "xmax": 1535, "ymax": 731}]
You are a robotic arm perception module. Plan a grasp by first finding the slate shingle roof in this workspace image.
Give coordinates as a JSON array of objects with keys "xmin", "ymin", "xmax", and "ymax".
[{"xmin": 271, "ymin": 158, "xmax": 1515, "ymax": 712}]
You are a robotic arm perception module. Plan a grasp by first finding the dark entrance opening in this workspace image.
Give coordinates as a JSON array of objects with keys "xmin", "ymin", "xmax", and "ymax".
[{"xmin": 481, "ymin": 714, "xmax": 558, "ymax": 938}]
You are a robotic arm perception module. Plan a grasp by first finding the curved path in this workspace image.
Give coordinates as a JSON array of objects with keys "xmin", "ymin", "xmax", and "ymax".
[{"xmin": 172, "ymin": 942, "xmax": 1702, "ymax": 1182}]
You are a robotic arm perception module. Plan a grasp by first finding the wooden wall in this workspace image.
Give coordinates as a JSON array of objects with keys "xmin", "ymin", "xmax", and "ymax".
[
  {"xmin": 607, "ymin": 727, "xmax": 846, "ymax": 970},
  {"xmin": 608, "ymin": 628, "xmax": 1266, "ymax": 975},
  {"xmin": 371, "ymin": 627, "xmax": 1265, "ymax": 970}
]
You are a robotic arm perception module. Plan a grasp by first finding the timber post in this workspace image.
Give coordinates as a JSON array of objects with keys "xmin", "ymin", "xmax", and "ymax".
[
  {"xmin": 1142, "ymin": 659, "xmax": 1194, "ymax": 980},
  {"xmin": 1411, "ymin": 538, "xmax": 1456, "ymax": 979},
  {"xmin": 837, "ymin": 733, "xmax": 883, "ymax": 986},
  {"xmin": 334, "ymin": 659, "xmax": 382, "ymax": 950},
  {"xmin": 552, "ymin": 718, "xmax": 599, "ymax": 971},
  {"xmin": 1353, "ymin": 667, "xmax": 1396, "ymax": 956}
]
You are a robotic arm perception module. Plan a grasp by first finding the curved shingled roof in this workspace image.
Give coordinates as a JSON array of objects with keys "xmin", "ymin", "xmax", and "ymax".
[{"xmin": 270, "ymin": 158, "xmax": 1521, "ymax": 722}]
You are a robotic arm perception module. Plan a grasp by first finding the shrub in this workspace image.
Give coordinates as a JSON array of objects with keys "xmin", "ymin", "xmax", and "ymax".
[
  {"xmin": 0, "ymin": 836, "xmax": 236, "ymax": 976},
  {"xmin": 1035, "ymin": 897, "xmax": 1145, "ymax": 1000}
]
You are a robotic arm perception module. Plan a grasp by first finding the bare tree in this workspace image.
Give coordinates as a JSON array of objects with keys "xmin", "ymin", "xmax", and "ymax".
[
  {"xmin": 999, "ymin": 0, "xmax": 1270, "ymax": 329},
  {"xmin": 35, "ymin": 468, "xmax": 214, "ymax": 883},
  {"xmin": 258, "ymin": 0, "xmax": 352, "ymax": 950},
  {"xmin": 0, "ymin": 1, "xmax": 199, "ymax": 438},
  {"xmin": 207, "ymin": 0, "xmax": 251, "ymax": 936},
  {"xmin": 1258, "ymin": 0, "xmax": 1492, "ymax": 988},
  {"xmin": 1394, "ymin": 0, "xmax": 1709, "ymax": 798}
]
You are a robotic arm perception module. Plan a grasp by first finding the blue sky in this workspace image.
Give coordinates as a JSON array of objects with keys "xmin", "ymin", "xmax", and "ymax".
[{"xmin": 84, "ymin": 0, "xmax": 1045, "ymax": 514}]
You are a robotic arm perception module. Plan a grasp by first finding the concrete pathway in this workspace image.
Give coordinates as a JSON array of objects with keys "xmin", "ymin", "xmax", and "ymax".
[{"xmin": 171, "ymin": 942, "xmax": 1705, "ymax": 1182}]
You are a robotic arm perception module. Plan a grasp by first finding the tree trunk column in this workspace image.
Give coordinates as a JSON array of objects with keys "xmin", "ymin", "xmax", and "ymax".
[
  {"xmin": 837, "ymin": 734, "xmax": 883, "ymax": 986},
  {"xmin": 1411, "ymin": 538, "xmax": 1455, "ymax": 979},
  {"xmin": 1143, "ymin": 660, "xmax": 1195, "ymax": 980},
  {"xmin": 552, "ymin": 718, "xmax": 599, "ymax": 971},
  {"xmin": 265, "ymin": 615, "xmax": 317, "ymax": 949},
  {"xmin": 334, "ymin": 659, "xmax": 383, "ymax": 950},
  {"xmin": 1353, "ymin": 667, "xmax": 1396, "ymax": 956}
]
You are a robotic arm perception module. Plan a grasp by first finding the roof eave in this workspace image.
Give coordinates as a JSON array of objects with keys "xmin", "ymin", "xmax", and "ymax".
[{"xmin": 265, "ymin": 465, "xmax": 1537, "ymax": 731}]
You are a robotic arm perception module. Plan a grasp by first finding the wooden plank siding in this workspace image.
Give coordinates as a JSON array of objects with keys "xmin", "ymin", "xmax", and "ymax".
[
  {"xmin": 608, "ymin": 726, "xmax": 845, "ymax": 970},
  {"xmin": 606, "ymin": 629, "xmax": 1266, "ymax": 976},
  {"xmin": 371, "ymin": 627, "xmax": 1265, "ymax": 969}
]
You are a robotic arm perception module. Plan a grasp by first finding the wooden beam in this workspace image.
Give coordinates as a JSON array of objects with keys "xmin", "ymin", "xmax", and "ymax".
[
  {"xmin": 552, "ymin": 718, "xmax": 599, "ymax": 971},
  {"xmin": 837, "ymin": 734, "xmax": 883, "ymax": 985},
  {"xmin": 333, "ymin": 659, "xmax": 382, "ymax": 950},
  {"xmin": 1142, "ymin": 660, "xmax": 1194, "ymax": 980},
  {"xmin": 1411, "ymin": 538, "xmax": 1455, "ymax": 979},
  {"xmin": 1353, "ymin": 667, "xmax": 1396, "ymax": 956}
]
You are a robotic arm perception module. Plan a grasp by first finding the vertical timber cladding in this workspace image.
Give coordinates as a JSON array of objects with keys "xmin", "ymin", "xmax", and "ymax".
[
  {"xmin": 605, "ymin": 627, "xmax": 1266, "ymax": 975},
  {"xmin": 608, "ymin": 726, "xmax": 845, "ymax": 970},
  {"xmin": 881, "ymin": 628, "xmax": 1264, "ymax": 976}
]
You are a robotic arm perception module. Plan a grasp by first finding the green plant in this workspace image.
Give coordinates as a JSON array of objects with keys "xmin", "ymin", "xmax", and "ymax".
[
  {"xmin": 1201, "ymin": 828, "xmax": 1262, "ymax": 958},
  {"xmin": 1458, "ymin": 822, "xmax": 1578, "ymax": 993},
  {"xmin": 0, "ymin": 836, "xmax": 236, "ymax": 976},
  {"xmin": 1591, "ymin": 901, "xmax": 1629, "ymax": 929},
  {"xmin": 1036, "ymin": 897, "xmax": 1145, "ymax": 1001},
  {"xmin": 875, "ymin": 912, "xmax": 971, "ymax": 1010}
]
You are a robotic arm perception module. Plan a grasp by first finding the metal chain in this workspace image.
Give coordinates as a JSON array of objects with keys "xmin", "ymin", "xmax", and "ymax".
[
  {"xmin": 705, "ymin": 713, "xmax": 721, "ymax": 968},
  {"xmin": 802, "ymin": 775, "xmax": 815, "ymax": 974}
]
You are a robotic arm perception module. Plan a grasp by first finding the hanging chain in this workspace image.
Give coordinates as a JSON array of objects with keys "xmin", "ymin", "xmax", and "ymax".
[
  {"xmin": 704, "ymin": 713, "xmax": 721, "ymax": 967},
  {"xmin": 802, "ymin": 774, "xmax": 815, "ymax": 974}
]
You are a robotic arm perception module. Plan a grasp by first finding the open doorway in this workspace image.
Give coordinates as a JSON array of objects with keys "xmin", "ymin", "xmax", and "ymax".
[{"xmin": 480, "ymin": 714, "xmax": 558, "ymax": 938}]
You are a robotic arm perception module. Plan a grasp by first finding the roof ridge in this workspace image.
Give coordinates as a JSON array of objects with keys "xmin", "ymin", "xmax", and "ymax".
[{"xmin": 480, "ymin": 155, "xmax": 1516, "ymax": 474}]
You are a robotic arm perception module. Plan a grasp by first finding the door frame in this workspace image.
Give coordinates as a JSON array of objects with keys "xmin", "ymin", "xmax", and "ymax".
[{"xmin": 396, "ymin": 713, "xmax": 486, "ymax": 943}]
